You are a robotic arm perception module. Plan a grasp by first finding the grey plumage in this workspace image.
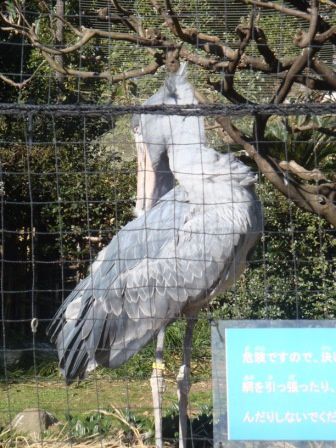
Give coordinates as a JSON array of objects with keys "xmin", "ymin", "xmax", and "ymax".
[{"xmin": 47, "ymin": 66, "xmax": 263, "ymax": 383}]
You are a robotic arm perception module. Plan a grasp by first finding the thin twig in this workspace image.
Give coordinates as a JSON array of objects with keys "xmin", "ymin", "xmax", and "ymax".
[
  {"xmin": 0, "ymin": 61, "xmax": 46, "ymax": 88},
  {"xmin": 42, "ymin": 51, "xmax": 162, "ymax": 82}
]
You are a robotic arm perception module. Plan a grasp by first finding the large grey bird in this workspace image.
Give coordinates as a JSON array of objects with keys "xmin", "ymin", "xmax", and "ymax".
[{"xmin": 47, "ymin": 64, "xmax": 263, "ymax": 448}]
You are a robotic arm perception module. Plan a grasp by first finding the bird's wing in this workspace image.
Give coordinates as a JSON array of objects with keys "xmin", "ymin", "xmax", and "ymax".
[
  {"xmin": 47, "ymin": 187, "xmax": 189, "ymax": 378},
  {"xmin": 99, "ymin": 203, "xmax": 254, "ymax": 368},
  {"xmin": 48, "ymin": 187, "xmax": 257, "ymax": 382}
]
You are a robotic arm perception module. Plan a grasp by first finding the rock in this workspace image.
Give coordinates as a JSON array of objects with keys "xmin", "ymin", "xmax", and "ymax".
[
  {"xmin": 12, "ymin": 408, "xmax": 58, "ymax": 439},
  {"xmin": 1, "ymin": 349, "xmax": 23, "ymax": 368},
  {"xmin": 1, "ymin": 343, "xmax": 56, "ymax": 370}
]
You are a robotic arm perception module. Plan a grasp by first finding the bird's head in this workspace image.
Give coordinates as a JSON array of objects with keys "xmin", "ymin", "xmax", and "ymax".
[
  {"xmin": 131, "ymin": 62, "xmax": 196, "ymax": 130},
  {"xmin": 164, "ymin": 62, "xmax": 197, "ymax": 105}
]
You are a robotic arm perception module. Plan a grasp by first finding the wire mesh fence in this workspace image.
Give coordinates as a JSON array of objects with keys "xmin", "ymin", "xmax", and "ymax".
[
  {"xmin": 0, "ymin": 103, "xmax": 335, "ymax": 447},
  {"xmin": 1, "ymin": 0, "xmax": 336, "ymax": 446}
]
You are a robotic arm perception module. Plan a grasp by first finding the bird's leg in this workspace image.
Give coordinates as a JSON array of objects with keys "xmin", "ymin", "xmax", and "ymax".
[
  {"xmin": 150, "ymin": 327, "xmax": 166, "ymax": 448},
  {"xmin": 177, "ymin": 316, "xmax": 197, "ymax": 448}
]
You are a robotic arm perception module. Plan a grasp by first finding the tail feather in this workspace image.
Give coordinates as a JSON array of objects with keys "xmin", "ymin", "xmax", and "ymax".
[
  {"xmin": 48, "ymin": 291, "xmax": 94, "ymax": 383},
  {"xmin": 57, "ymin": 318, "xmax": 88, "ymax": 381},
  {"xmin": 47, "ymin": 276, "xmax": 91, "ymax": 342}
]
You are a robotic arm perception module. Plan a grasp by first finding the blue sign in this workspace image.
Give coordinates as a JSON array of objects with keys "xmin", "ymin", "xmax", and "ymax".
[{"xmin": 224, "ymin": 327, "xmax": 336, "ymax": 440}]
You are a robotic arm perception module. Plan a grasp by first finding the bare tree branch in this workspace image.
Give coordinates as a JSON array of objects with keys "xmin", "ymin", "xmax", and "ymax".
[
  {"xmin": 252, "ymin": 27, "xmax": 282, "ymax": 71},
  {"xmin": 290, "ymin": 121, "xmax": 336, "ymax": 135},
  {"xmin": 218, "ymin": 114, "xmax": 336, "ymax": 226},
  {"xmin": 208, "ymin": 77, "xmax": 256, "ymax": 104},
  {"xmin": 206, "ymin": 17, "xmax": 256, "ymax": 104},
  {"xmin": 50, "ymin": 12, "xmax": 82, "ymax": 37},
  {"xmin": 279, "ymin": 160, "xmax": 326, "ymax": 181},
  {"xmin": 293, "ymin": 0, "xmax": 319, "ymax": 48},
  {"xmin": 253, "ymin": 0, "xmax": 321, "ymax": 144},
  {"xmin": 312, "ymin": 58, "xmax": 336, "ymax": 90},
  {"xmin": 241, "ymin": 0, "xmax": 310, "ymax": 20},
  {"xmin": 41, "ymin": 51, "xmax": 163, "ymax": 82},
  {"xmin": 287, "ymin": 0, "xmax": 336, "ymax": 45},
  {"xmin": 106, "ymin": 0, "xmax": 144, "ymax": 35},
  {"xmin": 164, "ymin": 0, "xmax": 185, "ymax": 39},
  {"xmin": 0, "ymin": 61, "xmax": 46, "ymax": 88},
  {"xmin": 1, "ymin": 0, "xmax": 335, "ymax": 226},
  {"xmin": 2, "ymin": 0, "xmax": 333, "ymax": 91},
  {"xmin": 314, "ymin": 25, "xmax": 336, "ymax": 44},
  {"xmin": 150, "ymin": 0, "xmax": 238, "ymax": 59},
  {"xmin": 33, "ymin": 29, "xmax": 165, "ymax": 55},
  {"xmin": 275, "ymin": 0, "xmax": 319, "ymax": 102},
  {"xmin": 55, "ymin": 0, "xmax": 65, "ymax": 86},
  {"xmin": 285, "ymin": 73, "xmax": 336, "ymax": 91}
]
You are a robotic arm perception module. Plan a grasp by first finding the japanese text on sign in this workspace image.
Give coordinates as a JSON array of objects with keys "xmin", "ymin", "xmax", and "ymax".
[{"xmin": 224, "ymin": 328, "xmax": 336, "ymax": 441}]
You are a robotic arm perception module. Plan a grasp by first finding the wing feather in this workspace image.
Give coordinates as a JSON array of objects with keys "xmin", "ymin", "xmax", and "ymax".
[{"xmin": 48, "ymin": 185, "xmax": 261, "ymax": 382}]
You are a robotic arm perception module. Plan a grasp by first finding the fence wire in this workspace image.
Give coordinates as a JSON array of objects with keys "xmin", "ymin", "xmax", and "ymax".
[
  {"xmin": 1, "ymin": 102, "xmax": 336, "ymax": 117},
  {"xmin": 0, "ymin": 104, "xmax": 335, "ymax": 448}
]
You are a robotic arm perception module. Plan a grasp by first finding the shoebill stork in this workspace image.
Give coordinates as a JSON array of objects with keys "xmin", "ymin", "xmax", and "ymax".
[{"xmin": 47, "ymin": 63, "xmax": 263, "ymax": 448}]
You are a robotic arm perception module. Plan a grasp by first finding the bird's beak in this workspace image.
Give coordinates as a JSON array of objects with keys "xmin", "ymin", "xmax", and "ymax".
[{"xmin": 134, "ymin": 127, "xmax": 157, "ymax": 217}]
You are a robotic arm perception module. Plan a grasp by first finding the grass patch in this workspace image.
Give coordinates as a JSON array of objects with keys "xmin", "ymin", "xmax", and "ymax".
[
  {"xmin": 0, "ymin": 376, "xmax": 212, "ymax": 447},
  {"xmin": 0, "ymin": 318, "xmax": 213, "ymax": 445},
  {"xmin": 0, "ymin": 376, "xmax": 212, "ymax": 427}
]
